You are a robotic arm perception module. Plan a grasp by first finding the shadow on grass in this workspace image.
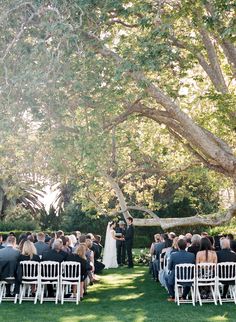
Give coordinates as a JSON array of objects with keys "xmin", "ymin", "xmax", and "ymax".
[{"xmin": 1, "ymin": 267, "xmax": 236, "ymax": 322}]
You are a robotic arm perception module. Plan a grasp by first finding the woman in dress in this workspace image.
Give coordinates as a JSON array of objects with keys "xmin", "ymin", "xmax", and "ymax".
[{"xmin": 103, "ymin": 221, "xmax": 124, "ymax": 269}]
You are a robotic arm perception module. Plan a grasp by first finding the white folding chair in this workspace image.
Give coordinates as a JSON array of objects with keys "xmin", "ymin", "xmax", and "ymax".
[
  {"xmin": 174, "ymin": 264, "xmax": 195, "ymax": 306},
  {"xmin": 61, "ymin": 262, "xmax": 81, "ymax": 305},
  {"xmin": 217, "ymin": 262, "xmax": 236, "ymax": 304},
  {"xmin": 0, "ymin": 278, "xmax": 18, "ymax": 304},
  {"xmin": 40, "ymin": 261, "xmax": 60, "ymax": 304},
  {"xmin": 159, "ymin": 253, "xmax": 169, "ymax": 287},
  {"xmin": 196, "ymin": 263, "xmax": 217, "ymax": 305},
  {"xmin": 19, "ymin": 261, "xmax": 40, "ymax": 304}
]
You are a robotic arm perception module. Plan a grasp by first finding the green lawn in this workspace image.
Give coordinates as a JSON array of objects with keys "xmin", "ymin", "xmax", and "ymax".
[{"xmin": 0, "ymin": 266, "xmax": 236, "ymax": 322}]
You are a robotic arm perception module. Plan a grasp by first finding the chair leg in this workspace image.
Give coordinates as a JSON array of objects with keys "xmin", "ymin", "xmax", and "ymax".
[
  {"xmin": 175, "ymin": 285, "xmax": 179, "ymax": 305},
  {"xmin": 14, "ymin": 294, "xmax": 18, "ymax": 304},
  {"xmin": 191, "ymin": 286, "xmax": 195, "ymax": 306},
  {"xmin": 196, "ymin": 286, "xmax": 202, "ymax": 306},
  {"xmin": 34, "ymin": 288, "xmax": 38, "ymax": 304},
  {"xmin": 19, "ymin": 285, "xmax": 23, "ymax": 304},
  {"xmin": 61, "ymin": 285, "xmax": 65, "ymax": 305},
  {"xmin": 211, "ymin": 286, "xmax": 217, "ymax": 305},
  {"xmin": 40, "ymin": 285, "xmax": 44, "ymax": 304},
  {"xmin": 0, "ymin": 284, "xmax": 3, "ymax": 304},
  {"xmin": 55, "ymin": 283, "xmax": 59, "ymax": 304}
]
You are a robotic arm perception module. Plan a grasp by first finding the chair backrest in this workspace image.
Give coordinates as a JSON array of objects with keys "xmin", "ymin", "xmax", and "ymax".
[
  {"xmin": 217, "ymin": 262, "xmax": 236, "ymax": 282},
  {"xmin": 20, "ymin": 261, "xmax": 40, "ymax": 281},
  {"xmin": 61, "ymin": 261, "xmax": 81, "ymax": 281},
  {"xmin": 196, "ymin": 263, "xmax": 216, "ymax": 282},
  {"xmin": 40, "ymin": 261, "xmax": 60, "ymax": 281},
  {"xmin": 175, "ymin": 264, "xmax": 195, "ymax": 283}
]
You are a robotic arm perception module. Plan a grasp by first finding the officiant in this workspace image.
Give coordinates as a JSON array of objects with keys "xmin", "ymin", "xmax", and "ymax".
[{"xmin": 115, "ymin": 220, "xmax": 126, "ymax": 266}]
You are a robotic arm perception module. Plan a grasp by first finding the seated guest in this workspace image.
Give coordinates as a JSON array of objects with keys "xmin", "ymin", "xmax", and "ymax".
[
  {"xmin": 79, "ymin": 235, "xmax": 87, "ymax": 244},
  {"xmin": 187, "ymin": 234, "xmax": 201, "ymax": 256},
  {"xmin": 66, "ymin": 244, "xmax": 91, "ymax": 299},
  {"xmin": 18, "ymin": 240, "xmax": 40, "ymax": 262},
  {"xmin": 196, "ymin": 237, "xmax": 217, "ymax": 299},
  {"xmin": 61, "ymin": 236, "xmax": 72, "ymax": 254},
  {"xmin": 15, "ymin": 240, "xmax": 40, "ymax": 295},
  {"xmin": 18, "ymin": 238, "xmax": 27, "ymax": 253},
  {"xmin": 185, "ymin": 233, "xmax": 192, "ymax": 248},
  {"xmin": 227, "ymin": 234, "xmax": 236, "ymax": 253},
  {"xmin": 165, "ymin": 239, "xmax": 195, "ymax": 302},
  {"xmin": 56, "ymin": 230, "xmax": 64, "ymax": 239},
  {"xmin": 217, "ymin": 238, "xmax": 236, "ymax": 298},
  {"xmin": 150, "ymin": 234, "xmax": 161, "ymax": 256},
  {"xmin": 0, "ymin": 236, "xmax": 20, "ymax": 296},
  {"xmin": 152, "ymin": 234, "xmax": 169, "ymax": 281},
  {"xmin": 42, "ymin": 239, "xmax": 67, "ymax": 262},
  {"xmin": 42, "ymin": 239, "xmax": 67, "ymax": 297},
  {"xmin": 68, "ymin": 234, "xmax": 77, "ymax": 249},
  {"xmin": 92, "ymin": 235, "xmax": 105, "ymax": 274},
  {"xmin": 185, "ymin": 233, "xmax": 193, "ymax": 240},
  {"xmin": 196, "ymin": 237, "xmax": 217, "ymax": 264},
  {"xmin": 85, "ymin": 238, "xmax": 96, "ymax": 283},
  {"xmin": 34, "ymin": 232, "xmax": 50, "ymax": 256},
  {"xmin": 93, "ymin": 235, "xmax": 103, "ymax": 260}
]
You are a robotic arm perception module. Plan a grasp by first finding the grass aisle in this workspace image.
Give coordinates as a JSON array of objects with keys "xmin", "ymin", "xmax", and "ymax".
[{"xmin": 1, "ymin": 266, "xmax": 236, "ymax": 322}]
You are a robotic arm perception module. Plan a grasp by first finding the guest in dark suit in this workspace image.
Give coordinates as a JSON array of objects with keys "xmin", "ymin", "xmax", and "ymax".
[
  {"xmin": 66, "ymin": 244, "xmax": 92, "ymax": 299},
  {"xmin": 227, "ymin": 234, "xmax": 236, "ymax": 253},
  {"xmin": 0, "ymin": 235, "xmax": 20, "ymax": 296},
  {"xmin": 42, "ymin": 239, "xmax": 67, "ymax": 262},
  {"xmin": 165, "ymin": 239, "xmax": 195, "ymax": 301},
  {"xmin": 34, "ymin": 232, "xmax": 50, "ymax": 256},
  {"xmin": 116, "ymin": 220, "xmax": 126, "ymax": 266},
  {"xmin": 125, "ymin": 217, "xmax": 134, "ymax": 268},
  {"xmin": 187, "ymin": 234, "xmax": 201, "ymax": 256},
  {"xmin": 92, "ymin": 235, "xmax": 105, "ymax": 274},
  {"xmin": 217, "ymin": 238, "xmax": 236, "ymax": 298},
  {"xmin": 42, "ymin": 239, "xmax": 67, "ymax": 297}
]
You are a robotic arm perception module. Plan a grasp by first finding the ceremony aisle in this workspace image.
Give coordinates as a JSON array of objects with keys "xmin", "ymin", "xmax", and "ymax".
[{"xmin": 1, "ymin": 267, "xmax": 236, "ymax": 322}]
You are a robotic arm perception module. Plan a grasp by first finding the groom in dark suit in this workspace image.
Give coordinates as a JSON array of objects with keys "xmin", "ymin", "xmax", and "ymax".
[
  {"xmin": 125, "ymin": 217, "xmax": 134, "ymax": 268},
  {"xmin": 116, "ymin": 221, "xmax": 126, "ymax": 266}
]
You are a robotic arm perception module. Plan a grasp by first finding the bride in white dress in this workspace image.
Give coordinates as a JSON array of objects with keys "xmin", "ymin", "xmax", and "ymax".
[{"xmin": 103, "ymin": 221, "xmax": 123, "ymax": 269}]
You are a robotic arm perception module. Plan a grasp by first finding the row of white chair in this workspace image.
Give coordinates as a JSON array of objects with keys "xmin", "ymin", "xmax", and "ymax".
[
  {"xmin": 174, "ymin": 262, "xmax": 236, "ymax": 306},
  {"xmin": 0, "ymin": 261, "xmax": 81, "ymax": 305}
]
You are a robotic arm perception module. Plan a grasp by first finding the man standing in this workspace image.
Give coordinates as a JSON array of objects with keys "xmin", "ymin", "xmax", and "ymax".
[
  {"xmin": 116, "ymin": 220, "xmax": 126, "ymax": 266},
  {"xmin": 125, "ymin": 217, "xmax": 134, "ymax": 268}
]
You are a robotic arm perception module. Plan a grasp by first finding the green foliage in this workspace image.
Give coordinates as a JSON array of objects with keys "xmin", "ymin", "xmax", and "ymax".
[
  {"xmin": 61, "ymin": 203, "xmax": 109, "ymax": 237},
  {"xmin": 0, "ymin": 0, "xmax": 235, "ymax": 230}
]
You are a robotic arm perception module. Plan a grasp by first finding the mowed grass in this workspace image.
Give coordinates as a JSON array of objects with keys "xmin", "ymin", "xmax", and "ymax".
[{"xmin": 0, "ymin": 266, "xmax": 236, "ymax": 322}]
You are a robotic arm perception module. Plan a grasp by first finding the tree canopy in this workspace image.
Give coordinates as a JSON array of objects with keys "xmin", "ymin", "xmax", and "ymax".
[{"xmin": 0, "ymin": 0, "xmax": 236, "ymax": 229}]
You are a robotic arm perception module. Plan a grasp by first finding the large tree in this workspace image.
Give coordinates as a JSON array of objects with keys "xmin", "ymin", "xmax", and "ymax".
[{"xmin": 0, "ymin": 0, "xmax": 236, "ymax": 229}]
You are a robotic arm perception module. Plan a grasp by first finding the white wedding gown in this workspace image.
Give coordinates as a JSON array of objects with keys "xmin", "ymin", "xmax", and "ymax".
[{"xmin": 102, "ymin": 225, "xmax": 118, "ymax": 269}]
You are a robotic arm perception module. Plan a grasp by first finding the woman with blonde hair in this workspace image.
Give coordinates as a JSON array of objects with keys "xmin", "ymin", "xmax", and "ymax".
[
  {"xmin": 18, "ymin": 240, "xmax": 40, "ymax": 262},
  {"xmin": 16, "ymin": 240, "xmax": 40, "ymax": 296}
]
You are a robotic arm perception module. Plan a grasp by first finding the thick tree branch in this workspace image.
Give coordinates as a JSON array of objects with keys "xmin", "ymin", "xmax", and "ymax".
[
  {"xmin": 133, "ymin": 203, "xmax": 236, "ymax": 229},
  {"xmin": 105, "ymin": 172, "xmax": 236, "ymax": 229},
  {"xmin": 198, "ymin": 27, "xmax": 228, "ymax": 94},
  {"xmin": 108, "ymin": 18, "xmax": 139, "ymax": 28}
]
